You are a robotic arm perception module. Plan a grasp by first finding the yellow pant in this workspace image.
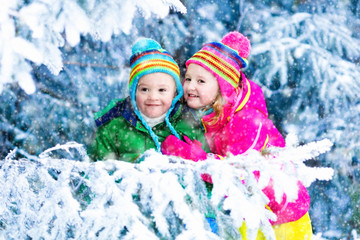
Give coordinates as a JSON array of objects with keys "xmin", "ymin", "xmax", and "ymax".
[{"xmin": 239, "ymin": 212, "xmax": 312, "ymax": 240}]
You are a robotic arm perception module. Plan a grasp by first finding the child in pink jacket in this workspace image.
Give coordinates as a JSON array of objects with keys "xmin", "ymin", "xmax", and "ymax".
[{"xmin": 162, "ymin": 32, "xmax": 312, "ymax": 239}]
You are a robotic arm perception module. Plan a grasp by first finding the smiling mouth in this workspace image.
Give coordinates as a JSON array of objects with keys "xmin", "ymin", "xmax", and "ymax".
[
  {"xmin": 187, "ymin": 94, "xmax": 198, "ymax": 98},
  {"xmin": 146, "ymin": 104, "xmax": 160, "ymax": 106}
]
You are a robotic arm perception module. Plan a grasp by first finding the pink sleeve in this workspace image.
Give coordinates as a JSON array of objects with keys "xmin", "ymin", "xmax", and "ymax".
[{"xmin": 225, "ymin": 109, "xmax": 270, "ymax": 155}]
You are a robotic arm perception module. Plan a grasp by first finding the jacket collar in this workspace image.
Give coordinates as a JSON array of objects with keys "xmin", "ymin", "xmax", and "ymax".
[{"xmin": 121, "ymin": 97, "xmax": 139, "ymax": 127}]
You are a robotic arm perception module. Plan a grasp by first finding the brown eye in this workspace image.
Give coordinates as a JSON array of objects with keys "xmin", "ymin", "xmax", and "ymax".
[{"xmin": 139, "ymin": 87, "xmax": 149, "ymax": 92}]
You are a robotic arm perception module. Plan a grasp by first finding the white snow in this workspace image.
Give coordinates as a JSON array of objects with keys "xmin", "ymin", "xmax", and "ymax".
[
  {"xmin": 0, "ymin": 139, "xmax": 333, "ymax": 239},
  {"xmin": 0, "ymin": 0, "xmax": 186, "ymax": 93}
]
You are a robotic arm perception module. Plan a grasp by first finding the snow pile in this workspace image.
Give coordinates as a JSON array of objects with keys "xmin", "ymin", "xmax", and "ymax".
[{"xmin": 0, "ymin": 136, "xmax": 333, "ymax": 239}]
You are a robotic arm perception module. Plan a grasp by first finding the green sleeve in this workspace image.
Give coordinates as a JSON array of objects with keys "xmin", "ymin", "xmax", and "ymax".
[
  {"xmin": 185, "ymin": 123, "xmax": 210, "ymax": 153},
  {"xmin": 192, "ymin": 126, "xmax": 210, "ymax": 153},
  {"xmin": 88, "ymin": 125, "xmax": 117, "ymax": 161},
  {"xmin": 173, "ymin": 108, "xmax": 210, "ymax": 153}
]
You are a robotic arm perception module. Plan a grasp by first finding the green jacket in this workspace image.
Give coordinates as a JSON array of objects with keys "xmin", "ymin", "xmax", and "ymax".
[{"xmin": 89, "ymin": 97, "xmax": 209, "ymax": 162}]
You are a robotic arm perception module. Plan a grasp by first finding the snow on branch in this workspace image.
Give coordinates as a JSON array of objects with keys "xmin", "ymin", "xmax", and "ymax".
[
  {"xmin": 0, "ymin": 138, "xmax": 332, "ymax": 239},
  {"xmin": 39, "ymin": 141, "xmax": 90, "ymax": 162},
  {"xmin": 251, "ymin": 11, "xmax": 360, "ymax": 115},
  {"xmin": 0, "ymin": 0, "xmax": 186, "ymax": 94}
]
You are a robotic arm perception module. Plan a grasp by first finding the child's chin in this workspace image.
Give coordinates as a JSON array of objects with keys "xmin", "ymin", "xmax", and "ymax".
[
  {"xmin": 187, "ymin": 101, "xmax": 201, "ymax": 109},
  {"xmin": 144, "ymin": 112, "xmax": 164, "ymax": 118}
]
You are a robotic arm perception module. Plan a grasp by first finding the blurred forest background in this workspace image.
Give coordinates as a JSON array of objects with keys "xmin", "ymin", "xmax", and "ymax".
[{"xmin": 0, "ymin": 0, "xmax": 360, "ymax": 238}]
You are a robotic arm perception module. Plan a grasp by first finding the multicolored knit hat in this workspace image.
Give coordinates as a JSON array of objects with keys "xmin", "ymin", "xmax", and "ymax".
[
  {"xmin": 129, "ymin": 38, "xmax": 183, "ymax": 151},
  {"xmin": 129, "ymin": 39, "xmax": 181, "ymax": 92},
  {"xmin": 186, "ymin": 31, "xmax": 251, "ymax": 105}
]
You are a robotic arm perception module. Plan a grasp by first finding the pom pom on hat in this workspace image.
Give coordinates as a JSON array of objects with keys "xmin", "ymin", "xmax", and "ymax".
[
  {"xmin": 132, "ymin": 38, "xmax": 162, "ymax": 55},
  {"xmin": 221, "ymin": 31, "xmax": 251, "ymax": 58}
]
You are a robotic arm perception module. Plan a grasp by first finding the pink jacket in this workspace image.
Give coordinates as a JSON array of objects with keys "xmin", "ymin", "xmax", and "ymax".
[
  {"xmin": 202, "ymin": 77, "xmax": 285, "ymax": 155},
  {"xmin": 201, "ymin": 75, "xmax": 310, "ymax": 225}
]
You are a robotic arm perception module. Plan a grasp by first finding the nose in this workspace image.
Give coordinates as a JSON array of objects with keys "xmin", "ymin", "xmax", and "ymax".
[
  {"xmin": 186, "ymin": 80, "xmax": 196, "ymax": 90},
  {"xmin": 148, "ymin": 90, "xmax": 159, "ymax": 100}
]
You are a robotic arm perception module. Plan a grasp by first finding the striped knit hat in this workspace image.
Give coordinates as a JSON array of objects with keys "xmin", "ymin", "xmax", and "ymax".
[
  {"xmin": 129, "ymin": 38, "xmax": 183, "ymax": 152},
  {"xmin": 186, "ymin": 31, "xmax": 251, "ymax": 105}
]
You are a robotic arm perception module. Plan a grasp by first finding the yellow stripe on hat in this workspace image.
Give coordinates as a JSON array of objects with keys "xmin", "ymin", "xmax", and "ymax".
[
  {"xmin": 191, "ymin": 55, "xmax": 238, "ymax": 88},
  {"xmin": 196, "ymin": 50, "xmax": 240, "ymax": 83},
  {"xmin": 130, "ymin": 60, "xmax": 180, "ymax": 80}
]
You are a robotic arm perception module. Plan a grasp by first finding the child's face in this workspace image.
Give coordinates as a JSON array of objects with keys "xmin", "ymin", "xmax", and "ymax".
[
  {"xmin": 183, "ymin": 63, "xmax": 220, "ymax": 110},
  {"xmin": 136, "ymin": 72, "xmax": 176, "ymax": 118}
]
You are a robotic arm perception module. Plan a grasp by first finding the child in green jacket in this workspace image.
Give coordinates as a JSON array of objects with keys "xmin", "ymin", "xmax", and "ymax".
[{"xmin": 89, "ymin": 38, "xmax": 208, "ymax": 162}]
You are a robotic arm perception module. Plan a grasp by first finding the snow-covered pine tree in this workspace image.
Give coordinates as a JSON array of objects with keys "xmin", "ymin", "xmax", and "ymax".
[{"xmin": 0, "ymin": 139, "xmax": 333, "ymax": 239}]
